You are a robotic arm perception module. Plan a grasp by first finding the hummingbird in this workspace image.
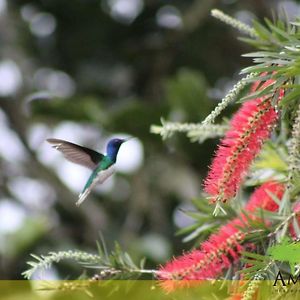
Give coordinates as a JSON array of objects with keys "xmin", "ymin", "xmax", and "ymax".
[{"xmin": 47, "ymin": 138, "xmax": 127, "ymax": 206}]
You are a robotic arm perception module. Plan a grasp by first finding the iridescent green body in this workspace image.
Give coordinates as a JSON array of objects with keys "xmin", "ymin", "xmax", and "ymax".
[{"xmin": 81, "ymin": 156, "xmax": 114, "ymax": 193}]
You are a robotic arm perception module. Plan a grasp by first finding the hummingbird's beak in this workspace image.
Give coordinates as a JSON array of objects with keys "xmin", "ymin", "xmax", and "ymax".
[{"xmin": 124, "ymin": 137, "xmax": 136, "ymax": 143}]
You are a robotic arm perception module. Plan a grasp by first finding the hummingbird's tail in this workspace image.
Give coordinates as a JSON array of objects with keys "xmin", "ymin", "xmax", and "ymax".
[
  {"xmin": 76, "ymin": 165, "xmax": 115, "ymax": 206},
  {"xmin": 76, "ymin": 189, "xmax": 91, "ymax": 206}
]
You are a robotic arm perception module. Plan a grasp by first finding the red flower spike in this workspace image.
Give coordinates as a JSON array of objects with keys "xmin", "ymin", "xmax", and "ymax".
[
  {"xmin": 158, "ymin": 219, "xmax": 245, "ymax": 292},
  {"xmin": 204, "ymin": 74, "xmax": 284, "ymax": 203},
  {"xmin": 158, "ymin": 182, "xmax": 285, "ymax": 292},
  {"xmin": 245, "ymin": 181, "xmax": 285, "ymax": 213}
]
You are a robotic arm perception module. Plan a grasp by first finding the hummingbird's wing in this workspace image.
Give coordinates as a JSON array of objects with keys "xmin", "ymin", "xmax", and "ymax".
[
  {"xmin": 47, "ymin": 138, "xmax": 104, "ymax": 170},
  {"xmin": 76, "ymin": 165, "xmax": 115, "ymax": 206}
]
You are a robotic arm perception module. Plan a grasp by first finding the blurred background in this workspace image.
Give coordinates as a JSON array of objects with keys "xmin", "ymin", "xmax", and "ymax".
[{"xmin": 0, "ymin": 0, "xmax": 298, "ymax": 279}]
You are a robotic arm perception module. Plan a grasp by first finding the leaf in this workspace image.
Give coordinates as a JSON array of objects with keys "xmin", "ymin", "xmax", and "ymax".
[
  {"xmin": 96, "ymin": 233, "xmax": 109, "ymax": 259},
  {"xmin": 266, "ymin": 20, "xmax": 298, "ymax": 43},
  {"xmin": 124, "ymin": 253, "xmax": 136, "ymax": 268},
  {"xmin": 238, "ymin": 37, "xmax": 270, "ymax": 48},
  {"xmin": 244, "ymin": 74, "xmax": 273, "ymax": 83},
  {"xmin": 241, "ymin": 251, "xmax": 267, "ymax": 261},
  {"xmin": 265, "ymin": 190, "xmax": 283, "ymax": 208},
  {"xmin": 245, "ymin": 230, "xmax": 269, "ymax": 243},
  {"xmin": 239, "ymin": 83, "xmax": 274, "ymax": 102},
  {"xmin": 240, "ymin": 64, "xmax": 281, "ymax": 75},
  {"xmin": 253, "ymin": 20, "xmax": 271, "ymax": 40},
  {"xmin": 182, "ymin": 223, "xmax": 218, "ymax": 243},
  {"xmin": 292, "ymin": 216, "xmax": 300, "ymax": 238},
  {"xmin": 279, "ymin": 88, "xmax": 300, "ymax": 106},
  {"xmin": 176, "ymin": 222, "xmax": 203, "ymax": 236},
  {"xmin": 30, "ymin": 254, "xmax": 44, "ymax": 262},
  {"xmin": 237, "ymin": 264, "xmax": 264, "ymax": 274},
  {"xmin": 139, "ymin": 257, "xmax": 146, "ymax": 269},
  {"xmin": 191, "ymin": 198, "xmax": 215, "ymax": 214},
  {"xmin": 253, "ymin": 144, "xmax": 287, "ymax": 172},
  {"xmin": 242, "ymin": 51, "xmax": 282, "ymax": 58}
]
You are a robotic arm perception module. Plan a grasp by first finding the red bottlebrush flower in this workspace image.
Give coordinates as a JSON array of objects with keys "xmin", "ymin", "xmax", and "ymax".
[
  {"xmin": 245, "ymin": 181, "xmax": 285, "ymax": 213},
  {"xmin": 204, "ymin": 75, "xmax": 284, "ymax": 203},
  {"xmin": 158, "ymin": 181, "xmax": 284, "ymax": 292},
  {"xmin": 158, "ymin": 218, "xmax": 245, "ymax": 292}
]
